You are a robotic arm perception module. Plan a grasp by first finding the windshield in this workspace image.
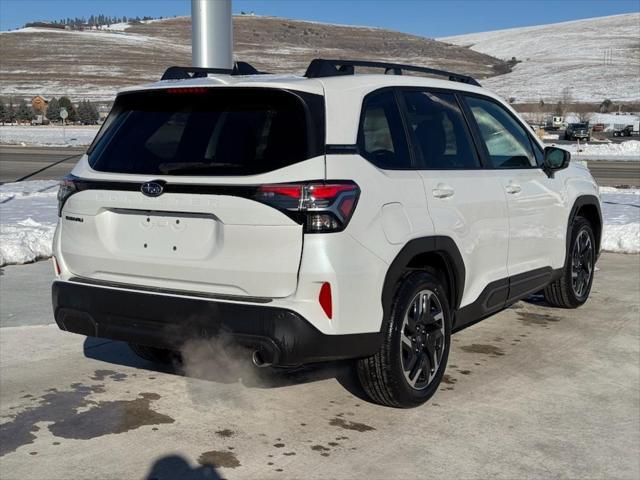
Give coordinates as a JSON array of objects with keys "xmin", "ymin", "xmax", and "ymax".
[
  {"xmin": 571, "ymin": 123, "xmax": 588, "ymax": 129},
  {"xmin": 88, "ymin": 88, "xmax": 325, "ymax": 176}
]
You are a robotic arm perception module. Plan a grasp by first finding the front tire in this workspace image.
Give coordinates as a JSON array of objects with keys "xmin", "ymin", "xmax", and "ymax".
[
  {"xmin": 357, "ymin": 271, "xmax": 451, "ymax": 408},
  {"xmin": 544, "ymin": 216, "xmax": 596, "ymax": 308}
]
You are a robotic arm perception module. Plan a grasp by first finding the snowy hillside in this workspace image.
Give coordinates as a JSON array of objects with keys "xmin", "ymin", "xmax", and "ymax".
[{"xmin": 441, "ymin": 13, "xmax": 640, "ymax": 103}]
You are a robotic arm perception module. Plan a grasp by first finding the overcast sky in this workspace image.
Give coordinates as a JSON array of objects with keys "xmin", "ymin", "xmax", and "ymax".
[{"xmin": 1, "ymin": 0, "xmax": 638, "ymax": 36}]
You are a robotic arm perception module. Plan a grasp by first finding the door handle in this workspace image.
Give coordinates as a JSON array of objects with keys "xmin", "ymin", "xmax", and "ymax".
[
  {"xmin": 505, "ymin": 183, "xmax": 522, "ymax": 194},
  {"xmin": 432, "ymin": 184, "xmax": 455, "ymax": 199}
]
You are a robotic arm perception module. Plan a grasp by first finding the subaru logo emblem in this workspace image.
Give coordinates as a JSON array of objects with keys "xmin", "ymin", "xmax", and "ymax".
[{"xmin": 141, "ymin": 181, "xmax": 164, "ymax": 197}]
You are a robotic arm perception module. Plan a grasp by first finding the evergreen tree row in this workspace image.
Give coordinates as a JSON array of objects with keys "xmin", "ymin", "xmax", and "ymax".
[
  {"xmin": 0, "ymin": 97, "xmax": 100, "ymax": 125},
  {"xmin": 25, "ymin": 14, "xmax": 161, "ymax": 29}
]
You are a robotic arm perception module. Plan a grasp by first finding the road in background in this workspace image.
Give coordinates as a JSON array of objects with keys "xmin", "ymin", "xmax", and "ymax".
[
  {"xmin": 0, "ymin": 253, "xmax": 638, "ymax": 479},
  {"xmin": 0, "ymin": 146, "xmax": 84, "ymax": 183},
  {"xmin": 0, "ymin": 145, "xmax": 638, "ymax": 186}
]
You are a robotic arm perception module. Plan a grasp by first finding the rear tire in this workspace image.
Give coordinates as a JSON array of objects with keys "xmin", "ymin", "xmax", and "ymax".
[
  {"xmin": 356, "ymin": 270, "xmax": 451, "ymax": 408},
  {"xmin": 544, "ymin": 216, "xmax": 596, "ymax": 308},
  {"xmin": 129, "ymin": 343, "xmax": 176, "ymax": 364}
]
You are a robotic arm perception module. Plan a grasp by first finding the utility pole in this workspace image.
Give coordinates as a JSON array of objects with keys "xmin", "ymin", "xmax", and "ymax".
[{"xmin": 191, "ymin": 0, "xmax": 233, "ymax": 69}]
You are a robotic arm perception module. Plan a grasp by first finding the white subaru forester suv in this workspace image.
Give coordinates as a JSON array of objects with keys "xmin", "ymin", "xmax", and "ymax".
[{"xmin": 52, "ymin": 59, "xmax": 601, "ymax": 408}]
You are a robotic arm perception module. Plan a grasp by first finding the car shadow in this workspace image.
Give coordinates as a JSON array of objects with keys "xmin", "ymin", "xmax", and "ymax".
[
  {"xmin": 82, "ymin": 337, "xmax": 372, "ymax": 402},
  {"xmin": 144, "ymin": 454, "xmax": 221, "ymax": 480}
]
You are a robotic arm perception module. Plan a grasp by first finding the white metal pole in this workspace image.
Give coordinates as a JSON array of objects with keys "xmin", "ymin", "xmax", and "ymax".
[{"xmin": 191, "ymin": 0, "xmax": 233, "ymax": 69}]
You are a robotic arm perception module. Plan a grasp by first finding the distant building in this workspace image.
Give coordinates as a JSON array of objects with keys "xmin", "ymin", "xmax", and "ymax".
[
  {"xmin": 31, "ymin": 95, "xmax": 49, "ymax": 114},
  {"xmin": 98, "ymin": 104, "xmax": 111, "ymax": 121}
]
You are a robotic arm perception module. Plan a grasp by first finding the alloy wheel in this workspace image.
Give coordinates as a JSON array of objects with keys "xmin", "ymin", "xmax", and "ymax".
[
  {"xmin": 571, "ymin": 229, "xmax": 593, "ymax": 298},
  {"xmin": 399, "ymin": 289, "xmax": 446, "ymax": 390}
]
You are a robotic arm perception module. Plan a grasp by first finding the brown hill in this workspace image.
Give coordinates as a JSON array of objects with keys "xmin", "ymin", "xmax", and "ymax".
[{"xmin": 0, "ymin": 15, "xmax": 508, "ymax": 101}]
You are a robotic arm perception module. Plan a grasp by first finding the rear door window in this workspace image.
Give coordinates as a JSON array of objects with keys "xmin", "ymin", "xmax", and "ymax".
[
  {"xmin": 358, "ymin": 90, "xmax": 411, "ymax": 169},
  {"xmin": 88, "ymin": 88, "xmax": 325, "ymax": 176},
  {"xmin": 464, "ymin": 96, "xmax": 536, "ymax": 169},
  {"xmin": 401, "ymin": 90, "xmax": 480, "ymax": 169}
]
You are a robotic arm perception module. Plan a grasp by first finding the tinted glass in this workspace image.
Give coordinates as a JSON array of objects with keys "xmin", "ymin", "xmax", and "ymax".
[
  {"xmin": 89, "ymin": 88, "xmax": 324, "ymax": 176},
  {"xmin": 402, "ymin": 91, "xmax": 480, "ymax": 169},
  {"xmin": 465, "ymin": 96, "xmax": 536, "ymax": 168},
  {"xmin": 358, "ymin": 90, "xmax": 411, "ymax": 169}
]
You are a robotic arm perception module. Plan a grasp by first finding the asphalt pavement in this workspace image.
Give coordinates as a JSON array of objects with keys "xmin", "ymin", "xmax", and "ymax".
[
  {"xmin": 0, "ymin": 145, "xmax": 638, "ymax": 187},
  {"xmin": 0, "ymin": 253, "xmax": 638, "ymax": 479},
  {"xmin": 0, "ymin": 146, "xmax": 84, "ymax": 183}
]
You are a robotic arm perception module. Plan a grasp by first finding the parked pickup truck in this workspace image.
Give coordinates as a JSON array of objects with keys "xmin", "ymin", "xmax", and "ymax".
[{"xmin": 565, "ymin": 123, "xmax": 590, "ymax": 141}]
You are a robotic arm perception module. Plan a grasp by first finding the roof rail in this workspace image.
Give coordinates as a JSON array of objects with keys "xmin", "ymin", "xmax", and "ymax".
[
  {"xmin": 161, "ymin": 61, "xmax": 266, "ymax": 80},
  {"xmin": 304, "ymin": 59, "xmax": 481, "ymax": 87}
]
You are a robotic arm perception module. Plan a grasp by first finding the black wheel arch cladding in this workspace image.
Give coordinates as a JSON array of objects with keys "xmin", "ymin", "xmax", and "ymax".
[
  {"xmin": 567, "ymin": 195, "xmax": 602, "ymax": 257},
  {"xmin": 381, "ymin": 236, "xmax": 465, "ymax": 331}
]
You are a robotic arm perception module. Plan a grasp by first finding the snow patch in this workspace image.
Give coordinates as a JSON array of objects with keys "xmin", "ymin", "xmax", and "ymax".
[
  {"xmin": 0, "ymin": 126, "xmax": 99, "ymax": 147},
  {"xmin": 104, "ymin": 22, "xmax": 130, "ymax": 31},
  {"xmin": 553, "ymin": 140, "xmax": 640, "ymax": 161},
  {"xmin": 600, "ymin": 187, "xmax": 640, "ymax": 254},
  {"xmin": 0, "ymin": 180, "xmax": 59, "ymax": 266}
]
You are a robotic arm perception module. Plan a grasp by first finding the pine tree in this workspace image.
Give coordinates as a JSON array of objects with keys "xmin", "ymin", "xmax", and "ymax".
[
  {"xmin": 47, "ymin": 97, "xmax": 60, "ymax": 122},
  {"xmin": 58, "ymin": 96, "xmax": 76, "ymax": 122},
  {"xmin": 7, "ymin": 101, "xmax": 16, "ymax": 124},
  {"xmin": 0, "ymin": 102, "xmax": 6, "ymax": 125},
  {"xmin": 16, "ymin": 99, "xmax": 34, "ymax": 123}
]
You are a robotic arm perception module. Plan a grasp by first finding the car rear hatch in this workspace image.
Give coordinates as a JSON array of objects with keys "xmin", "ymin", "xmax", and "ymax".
[{"xmin": 58, "ymin": 86, "xmax": 326, "ymax": 299}]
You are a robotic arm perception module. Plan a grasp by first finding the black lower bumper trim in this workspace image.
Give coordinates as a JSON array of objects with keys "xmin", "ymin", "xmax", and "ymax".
[{"xmin": 52, "ymin": 281, "xmax": 382, "ymax": 366}]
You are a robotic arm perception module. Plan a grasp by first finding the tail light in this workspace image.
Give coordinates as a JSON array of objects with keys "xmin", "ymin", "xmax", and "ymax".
[
  {"xmin": 57, "ymin": 175, "xmax": 79, "ymax": 216},
  {"xmin": 255, "ymin": 181, "xmax": 360, "ymax": 233}
]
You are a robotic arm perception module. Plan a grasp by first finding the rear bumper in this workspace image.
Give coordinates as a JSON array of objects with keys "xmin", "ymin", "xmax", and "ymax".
[{"xmin": 52, "ymin": 281, "xmax": 382, "ymax": 366}]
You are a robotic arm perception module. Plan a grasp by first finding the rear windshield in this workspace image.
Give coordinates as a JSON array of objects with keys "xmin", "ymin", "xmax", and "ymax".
[{"xmin": 88, "ymin": 88, "xmax": 325, "ymax": 176}]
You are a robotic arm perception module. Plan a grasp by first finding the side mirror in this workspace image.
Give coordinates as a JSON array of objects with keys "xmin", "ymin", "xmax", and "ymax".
[{"xmin": 543, "ymin": 146, "xmax": 570, "ymax": 177}]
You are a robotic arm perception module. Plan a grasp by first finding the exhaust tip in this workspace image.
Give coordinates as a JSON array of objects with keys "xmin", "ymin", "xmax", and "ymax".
[{"xmin": 252, "ymin": 350, "xmax": 272, "ymax": 368}]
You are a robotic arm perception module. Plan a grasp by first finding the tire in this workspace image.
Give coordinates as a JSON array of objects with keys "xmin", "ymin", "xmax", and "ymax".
[
  {"xmin": 356, "ymin": 270, "xmax": 452, "ymax": 408},
  {"xmin": 544, "ymin": 216, "xmax": 596, "ymax": 308},
  {"xmin": 129, "ymin": 343, "xmax": 176, "ymax": 364}
]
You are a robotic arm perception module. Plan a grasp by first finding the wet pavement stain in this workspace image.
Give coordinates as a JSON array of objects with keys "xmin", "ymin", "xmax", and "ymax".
[
  {"xmin": 0, "ymin": 383, "xmax": 105, "ymax": 457},
  {"xmin": 311, "ymin": 445, "xmax": 330, "ymax": 452},
  {"xmin": 517, "ymin": 312, "xmax": 561, "ymax": 327},
  {"xmin": 329, "ymin": 417, "xmax": 375, "ymax": 432},
  {"xmin": 215, "ymin": 429, "xmax": 235, "ymax": 438},
  {"xmin": 273, "ymin": 443, "xmax": 285, "ymax": 448},
  {"xmin": 442, "ymin": 374, "xmax": 457, "ymax": 385},
  {"xmin": 198, "ymin": 450, "xmax": 241, "ymax": 469},
  {"xmin": 283, "ymin": 452, "xmax": 296, "ymax": 456},
  {"xmin": 458, "ymin": 370, "xmax": 472, "ymax": 375},
  {"xmin": 90, "ymin": 370, "xmax": 127, "ymax": 382},
  {"xmin": 460, "ymin": 344, "xmax": 505, "ymax": 357},
  {"xmin": 48, "ymin": 392, "xmax": 174, "ymax": 440}
]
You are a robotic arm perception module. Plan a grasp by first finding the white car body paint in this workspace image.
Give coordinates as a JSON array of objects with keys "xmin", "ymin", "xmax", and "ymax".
[{"xmin": 53, "ymin": 71, "xmax": 600, "ymax": 340}]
